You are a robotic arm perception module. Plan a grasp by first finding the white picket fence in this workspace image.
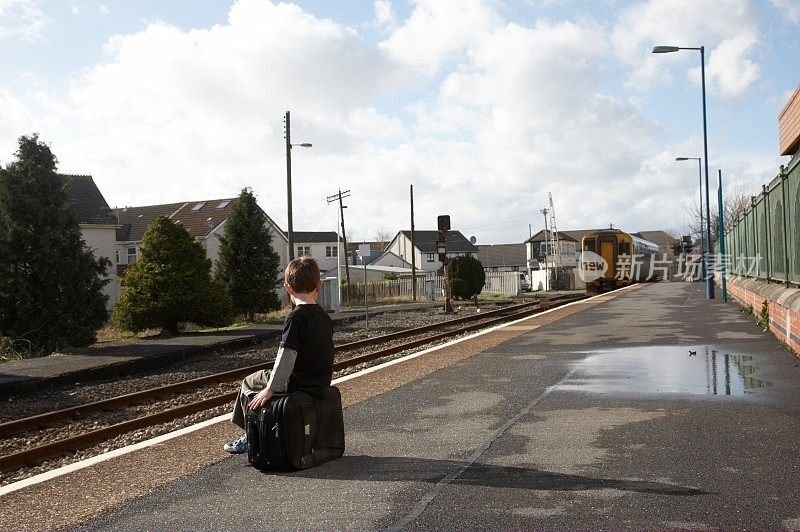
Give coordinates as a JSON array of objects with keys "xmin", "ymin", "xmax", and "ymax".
[{"xmin": 350, "ymin": 271, "xmax": 524, "ymax": 300}]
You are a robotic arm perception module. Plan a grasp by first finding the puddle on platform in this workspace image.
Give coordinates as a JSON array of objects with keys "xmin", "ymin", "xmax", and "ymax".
[{"xmin": 557, "ymin": 346, "xmax": 771, "ymax": 396}]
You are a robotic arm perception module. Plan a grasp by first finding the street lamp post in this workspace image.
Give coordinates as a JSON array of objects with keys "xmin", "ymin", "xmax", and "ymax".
[
  {"xmin": 284, "ymin": 110, "xmax": 312, "ymax": 261},
  {"xmin": 676, "ymin": 157, "xmax": 705, "ymax": 279},
  {"xmin": 653, "ymin": 45, "xmax": 714, "ymax": 299}
]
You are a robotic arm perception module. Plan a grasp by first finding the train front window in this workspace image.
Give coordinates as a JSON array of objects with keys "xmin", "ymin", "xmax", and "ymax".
[
  {"xmin": 584, "ymin": 238, "xmax": 596, "ymax": 252},
  {"xmin": 619, "ymin": 242, "xmax": 631, "ymax": 256}
]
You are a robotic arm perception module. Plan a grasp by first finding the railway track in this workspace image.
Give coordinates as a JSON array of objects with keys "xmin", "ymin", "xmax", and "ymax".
[{"xmin": 0, "ymin": 294, "xmax": 582, "ymax": 475}]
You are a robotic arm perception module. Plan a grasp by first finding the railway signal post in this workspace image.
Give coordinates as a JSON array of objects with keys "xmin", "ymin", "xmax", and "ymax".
[{"xmin": 437, "ymin": 215, "xmax": 454, "ymax": 314}]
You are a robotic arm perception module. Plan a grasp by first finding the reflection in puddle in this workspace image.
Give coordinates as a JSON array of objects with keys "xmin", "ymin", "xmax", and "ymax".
[{"xmin": 557, "ymin": 346, "xmax": 771, "ymax": 396}]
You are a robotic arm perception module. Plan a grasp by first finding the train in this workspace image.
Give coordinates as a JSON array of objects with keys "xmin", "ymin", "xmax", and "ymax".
[{"xmin": 579, "ymin": 229, "xmax": 660, "ymax": 294}]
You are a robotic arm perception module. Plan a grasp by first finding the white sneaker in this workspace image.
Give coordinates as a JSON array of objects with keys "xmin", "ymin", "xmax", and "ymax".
[{"xmin": 223, "ymin": 433, "xmax": 247, "ymax": 454}]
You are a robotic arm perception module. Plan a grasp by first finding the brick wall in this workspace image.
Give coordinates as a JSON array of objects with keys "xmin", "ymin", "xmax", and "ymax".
[{"xmin": 726, "ymin": 279, "xmax": 800, "ymax": 356}]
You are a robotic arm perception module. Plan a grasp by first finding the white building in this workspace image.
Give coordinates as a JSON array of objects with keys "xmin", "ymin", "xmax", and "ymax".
[
  {"xmin": 62, "ymin": 175, "xmax": 120, "ymax": 309},
  {"xmin": 115, "ymin": 199, "xmax": 289, "ymax": 291},
  {"xmin": 380, "ymin": 230, "xmax": 479, "ymax": 272}
]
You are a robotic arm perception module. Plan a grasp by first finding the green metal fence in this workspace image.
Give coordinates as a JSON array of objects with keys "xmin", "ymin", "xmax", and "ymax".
[{"xmin": 724, "ymin": 152, "xmax": 799, "ymax": 285}]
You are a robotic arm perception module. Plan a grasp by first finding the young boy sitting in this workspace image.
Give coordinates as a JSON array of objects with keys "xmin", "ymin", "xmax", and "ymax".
[{"xmin": 224, "ymin": 256, "xmax": 334, "ymax": 453}]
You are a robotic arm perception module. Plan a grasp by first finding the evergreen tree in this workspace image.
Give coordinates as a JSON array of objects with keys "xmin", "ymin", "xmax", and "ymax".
[
  {"xmin": 0, "ymin": 134, "xmax": 110, "ymax": 352},
  {"xmin": 447, "ymin": 255, "xmax": 486, "ymax": 299},
  {"xmin": 215, "ymin": 188, "xmax": 281, "ymax": 320},
  {"xmin": 112, "ymin": 216, "xmax": 232, "ymax": 334}
]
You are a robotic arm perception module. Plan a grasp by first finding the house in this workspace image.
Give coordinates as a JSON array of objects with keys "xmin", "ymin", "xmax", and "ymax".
[
  {"xmin": 476, "ymin": 243, "xmax": 528, "ymax": 272},
  {"xmin": 61, "ymin": 175, "xmax": 120, "ymax": 308},
  {"xmin": 380, "ymin": 230, "xmax": 479, "ymax": 273},
  {"xmin": 525, "ymin": 230, "xmax": 579, "ymax": 271},
  {"xmin": 115, "ymin": 199, "xmax": 289, "ymax": 280},
  {"xmin": 632, "ymin": 230, "xmax": 680, "ymax": 262},
  {"xmin": 346, "ymin": 241, "xmax": 386, "ymax": 266},
  {"xmin": 291, "ymin": 231, "xmax": 343, "ymax": 275}
]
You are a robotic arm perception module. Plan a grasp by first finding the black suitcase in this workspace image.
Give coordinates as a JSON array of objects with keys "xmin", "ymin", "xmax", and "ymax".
[{"xmin": 244, "ymin": 386, "xmax": 345, "ymax": 471}]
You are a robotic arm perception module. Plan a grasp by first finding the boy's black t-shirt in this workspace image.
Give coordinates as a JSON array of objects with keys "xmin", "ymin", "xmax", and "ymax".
[{"xmin": 279, "ymin": 303, "xmax": 334, "ymax": 395}]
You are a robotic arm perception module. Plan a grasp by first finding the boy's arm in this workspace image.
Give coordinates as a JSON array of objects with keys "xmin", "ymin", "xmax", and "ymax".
[{"xmin": 247, "ymin": 346, "xmax": 298, "ymax": 409}]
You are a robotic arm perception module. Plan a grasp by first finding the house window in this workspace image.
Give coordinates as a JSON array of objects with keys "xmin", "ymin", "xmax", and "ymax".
[
  {"xmin": 427, "ymin": 253, "xmax": 435, "ymax": 262},
  {"xmin": 115, "ymin": 250, "xmax": 120, "ymax": 264},
  {"xmin": 326, "ymin": 246, "xmax": 338, "ymax": 258},
  {"xmin": 216, "ymin": 200, "xmax": 230, "ymax": 209},
  {"xmin": 127, "ymin": 247, "xmax": 138, "ymax": 264},
  {"xmin": 297, "ymin": 246, "xmax": 311, "ymax": 256},
  {"xmin": 192, "ymin": 202, "xmax": 205, "ymax": 211}
]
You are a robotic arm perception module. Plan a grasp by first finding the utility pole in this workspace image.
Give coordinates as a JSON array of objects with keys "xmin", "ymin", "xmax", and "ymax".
[
  {"xmin": 284, "ymin": 110, "xmax": 312, "ymax": 261},
  {"xmin": 548, "ymin": 192, "xmax": 561, "ymax": 290},
  {"xmin": 541, "ymin": 208, "xmax": 549, "ymax": 291},
  {"xmin": 410, "ymin": 185, "xmax": 417, "ymax": 301},
  {"xmin": 285, "ymin": 111, "xmax": 294, "ymax": 261},
  {"xmin": 327, "ymin": 189, "xmax": 351, "ymax": 289}
]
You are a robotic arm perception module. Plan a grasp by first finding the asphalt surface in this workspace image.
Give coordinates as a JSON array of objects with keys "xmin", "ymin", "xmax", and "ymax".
[{"xmin": 79, "ymin": 282, "xmax": 800, "ymax": 530}]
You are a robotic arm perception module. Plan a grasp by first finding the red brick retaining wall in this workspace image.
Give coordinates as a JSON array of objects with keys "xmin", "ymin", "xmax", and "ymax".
[{"xmin": 725, "ymin": 277, "xmax": 800, "ymax": 356}]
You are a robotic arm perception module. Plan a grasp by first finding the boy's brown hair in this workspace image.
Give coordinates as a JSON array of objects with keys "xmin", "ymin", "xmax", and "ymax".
[{"xmin": 285, "ymin": 256, "xmax": 321, "ymax": 293}]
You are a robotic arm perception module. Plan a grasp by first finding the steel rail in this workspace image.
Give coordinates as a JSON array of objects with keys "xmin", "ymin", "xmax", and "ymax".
[
  {"xmin": 0, "ymin": 300, "xmax": 541, "ymax": 437},
  {"xmin": 0, "ymin": 295, "xmax": 583, "ymax": 473}
]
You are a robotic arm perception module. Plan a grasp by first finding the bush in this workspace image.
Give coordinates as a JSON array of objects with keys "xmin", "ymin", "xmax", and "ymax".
[
  {"xmin": 449, "ymin": 278, "xmax": 468, "ymax": 299},
  {"xmin": 447, "ymin": 256, "xmax": 486, "ymax": 299},
  {"xmin": 113, "ymin": 217, "xmax": 233, "ymax": 334}
]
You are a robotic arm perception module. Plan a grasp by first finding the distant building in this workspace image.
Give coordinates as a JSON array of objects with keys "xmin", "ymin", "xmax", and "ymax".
[
  {"xmin": 61, "ymin": 175, "xmax": 120, "ymax": 308},
  {"xmin": 525, "ymin": 230, "xmax": 579, "ymax": 271},
  {"xmin": 381, "ymin": 230, "xmax": 479, "ymax": 273},
  {"xmin": 476, "ymin": 243, "xmax": 527, "ymax": 272},
  {"xmin": 115, "ymin": 199, "xmax": 289, "ymax": 282},
  {"xmin": 291, "ymin": 231, "xmax": 343, "ymax": 275}
]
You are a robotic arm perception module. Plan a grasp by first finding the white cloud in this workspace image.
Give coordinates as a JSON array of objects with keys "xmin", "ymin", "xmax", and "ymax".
[
  {"xmin": 0, "ymin": 88, "xmax": 35, "ymax": 162},
  {"xmin": 695, "ymin": 32, "xmax": 760, "ymax": 100},
  {"xmin": 2, "ymin": 0, "xmax": 784, "ymax": 243},
  {"xmin": 0, "ymin": 0, "xmax": 49, "ymax": 40},
  {"xmin": 15, "ymin": 0, "xmax": 406, "ymax": 226},
  {"xmin": 769, "ymin": 0, "xmax": 800, "ymax": 25},
  {"xmin": 379, "ymin": 0, "xmax": 503, "ymax": 74},
  {"xmin": 373, "ymin": 0, "xmax": 396, "ymax": 28},
  {"xmin": 612, "ymin": 0, "xmax": 762, "ymax": 99}
]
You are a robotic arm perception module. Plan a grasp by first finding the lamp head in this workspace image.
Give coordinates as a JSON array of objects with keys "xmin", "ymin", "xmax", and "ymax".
[{"xmin": 652, "ymin": 46, "xmax": 680, "ymax": 53}]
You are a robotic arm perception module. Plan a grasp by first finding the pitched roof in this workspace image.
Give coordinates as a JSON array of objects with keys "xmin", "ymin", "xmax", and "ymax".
[
  {"xmin": 346, "ymin": 241, "xmax": 386, "ymax": 252},
  {"xmin": 525, "ymin": 229, "xmax": 579, "ymax": 244},
  {"xmin": 632, "ymin": 230, "xmax": 679, "ymax": 247},
  {"xmin": 397, "ymin": 230, "xmax": 478, "ymax": 253},
  {"xmin": 60, "ymin": 174, "xmax": 118, "ymax": 225},
  {"xmin": 292, "ymin": 231, "xmax": 341, "ymax": 244},
  {"xmin": 170, "ymin": 199, "xmax": 237, "ymax": 239},
  {"xmin": 476, "ymin": 243, "xmax": 527, "ymax": 268},
  {"xmin": 561, "ymin": 229, "xmax": 598, "ymax": 243},
  {"xmin": 114, "ymin": 198, "xmax": 287, "ymax": 243},
  {"xmin": 115, "ymin": 202, "xmax": 187, "ymax": 242}
]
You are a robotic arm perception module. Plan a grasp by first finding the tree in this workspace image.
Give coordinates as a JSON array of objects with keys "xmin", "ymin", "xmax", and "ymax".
[
  {"xmin": 686, "ymin": 186, "xmax": 752, "ymax": 247},
  {"xmin": 0, "ymin": 134, "xmax": 110, "ymax": 352},
  {"xmin": 112, "ymin": 216, "xmax": 232, "ymax": 334},
  {"xmin": 214, "ymin": 188, "xmax": 281, "ymax": 320},
  {"xmin": 447, "ymin": 255, "xmax": 486, "ymax": 299},
  {"xmin": 373, "ymin": 226, "xmax": 392, "ymax": 248}
]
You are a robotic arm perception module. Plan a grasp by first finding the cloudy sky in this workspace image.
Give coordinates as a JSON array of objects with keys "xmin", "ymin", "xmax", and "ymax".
[{"xmin": 1, "ymin": 0, "xmax": 798, "ymax": 244}]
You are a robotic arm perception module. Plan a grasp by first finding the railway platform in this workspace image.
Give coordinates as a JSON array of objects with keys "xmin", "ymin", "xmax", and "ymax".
[
  {"xmin": 3, "ymin": 281, "xmax": 800, "ymax": 530},
  {"xmin": 0, "ymin": 301, "xmax": 447, "ymax": 398}
]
